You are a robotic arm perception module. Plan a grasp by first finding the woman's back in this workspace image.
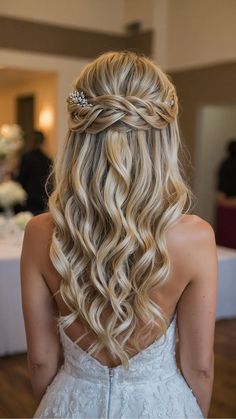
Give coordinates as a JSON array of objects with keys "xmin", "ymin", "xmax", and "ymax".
[
  {"xmin": 20, "ymin": 51, "xmax": 218, "ymax": 418},
  {"xmin": 22, "ymin": 211, "xmax": 215, "ymax": 418},
  {"xmin": 24, "ymin": 211, "xmax": 214, "ymax": 365}
]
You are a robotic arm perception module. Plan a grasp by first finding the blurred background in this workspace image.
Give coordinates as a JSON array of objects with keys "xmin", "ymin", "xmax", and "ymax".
[{"xmin": 0, "ymin": 0, "xmax": 235, "ymax": 417}]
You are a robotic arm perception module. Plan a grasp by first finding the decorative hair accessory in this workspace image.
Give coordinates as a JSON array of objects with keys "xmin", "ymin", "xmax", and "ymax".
[
  {"xmin": 165, "ymin": 98, "xmax": 175, "ymax": 107},
  {"xmin": 67, "ymin": 90, "xmax": 93, "ymax": 107}
]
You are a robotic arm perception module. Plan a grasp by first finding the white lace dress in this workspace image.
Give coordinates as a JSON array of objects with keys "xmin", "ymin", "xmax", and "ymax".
[{"xmin": 33, "ymin": 314, "xmax": 204, "ymax": 418}]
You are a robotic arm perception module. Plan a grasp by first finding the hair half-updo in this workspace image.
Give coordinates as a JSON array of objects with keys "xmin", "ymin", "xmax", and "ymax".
[{"xmin": 48, "ymin": 51, "xmax": 192, "ymax": 370}]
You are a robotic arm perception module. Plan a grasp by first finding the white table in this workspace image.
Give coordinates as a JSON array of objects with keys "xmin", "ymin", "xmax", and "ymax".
[
  {"xmin": 216, "ymin": 246, "xmax": 236, "ymax": 319},
  {"xmin": 0, "ymin": 236, "xmax": 27, "ymax": 356},
  {"xmin": 0, "ymin": 241, "xmax": 236, "ymax": 356}
]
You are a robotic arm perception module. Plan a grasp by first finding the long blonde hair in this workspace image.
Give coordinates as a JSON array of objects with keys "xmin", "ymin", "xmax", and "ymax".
[{"xmin": 48, "ymin": 51, "xmax": 192, "ymax": 370}]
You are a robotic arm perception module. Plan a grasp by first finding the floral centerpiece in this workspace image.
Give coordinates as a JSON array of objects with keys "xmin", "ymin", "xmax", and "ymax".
[
  {"xmin": 0, "ymin": 180, "xmax": 27, "ymax": 213},
  {"xmin": 0, "ymin": 180, "xmax": 27, "ymax": 238},
  {"xmin": 0, "ymin": 124, "xmax": 24, "ymax": 160},
  {"xmin": 0, "ymin": 124, "xmax": 24, "ymax": 182},
  {"xmin": 0, "ymin": 210, "xmax": 33, "ymax": 240}
]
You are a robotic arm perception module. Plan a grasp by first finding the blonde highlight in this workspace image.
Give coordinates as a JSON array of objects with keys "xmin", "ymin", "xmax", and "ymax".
[{"xmin": 48, "ymin": 51, "xmax": 193, "ymax": 370}]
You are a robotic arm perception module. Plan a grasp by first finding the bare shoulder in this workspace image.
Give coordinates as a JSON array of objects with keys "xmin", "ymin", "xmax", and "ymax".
[
  {"xmin": 175, "ymin": 213, "xmax": 214, "ymax": 233},
  {"xmin": 23, "ymin": 212, "xmax": 54, "ymax": 260},
  {"xmin": 166, "ymin": 214, "xmax": 215, "ymax": 248},
  {"xmin": 165, "ymin": 214, "xmax": 217, "ymax": 279},
  {"xmin": 25, "ymin": 212, "xmax": 54, "ymax": 237}
]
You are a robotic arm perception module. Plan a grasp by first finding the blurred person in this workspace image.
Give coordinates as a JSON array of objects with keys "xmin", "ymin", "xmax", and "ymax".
[
  {"xmin": 20, "ymin": 51, "xmax": 217, "ymax": 418},
  {"xmin": 215, "ymin": 139, "xmax": 236, "ymax": 248},
  {"xmin": 16, "ymin": 130, "xmax": 52, "ymax": 215},
  {"xmin": 217, "ymin": 139, "xmax": 236, "ymax": 206}
]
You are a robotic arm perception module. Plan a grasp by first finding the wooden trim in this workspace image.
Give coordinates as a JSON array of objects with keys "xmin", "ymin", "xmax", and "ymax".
[{"xmin": 0, "ymin": 15, "xmax": 153, "ymax": 59}]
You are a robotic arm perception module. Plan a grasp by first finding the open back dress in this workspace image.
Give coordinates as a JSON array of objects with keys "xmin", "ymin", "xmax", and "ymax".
[{"xmin": 33, "ymin": 313, "xmax": 203, "ymax": 418}]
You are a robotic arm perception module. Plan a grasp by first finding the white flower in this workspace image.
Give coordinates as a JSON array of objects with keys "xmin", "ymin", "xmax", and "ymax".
[
  {"xmin": 0, "ymin": 124, "xmax": 24, "ymax": 160},
  {"xmin": 14, "ymin": 211, "xmax": 33, "ymax": 230},
  {"xmin": 0, "ymin": 124, "xmax": 23, "ymax": 141},
  {"xmin": 0, "ymin": 180, "xmax": 27, "ymax": 208}
]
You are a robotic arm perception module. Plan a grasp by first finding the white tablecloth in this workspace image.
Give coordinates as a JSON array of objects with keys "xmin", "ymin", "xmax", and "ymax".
[
  {"xmin": 216, "ymin": 246, "xmax": 236, "ymax": 318},
  {"xmin": 0, "ymin": 240, "xmax": 236, "ymax": 356},
  {"xmin": 0, "ymin": 237, "xmax": 26, "ymax": 356}
]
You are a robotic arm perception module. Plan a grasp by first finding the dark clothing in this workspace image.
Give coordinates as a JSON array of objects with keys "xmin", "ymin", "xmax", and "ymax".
[
  {"xmin": 218, "ymin": 155, "xmax": 236, "ymax": 197},
  {"xmin": 16, "ymin": 149, "xmax": 52, "ymax": 215},
  {"xmin": 216, "ymin": 204, "xmax": 236, "ymax": 249}
]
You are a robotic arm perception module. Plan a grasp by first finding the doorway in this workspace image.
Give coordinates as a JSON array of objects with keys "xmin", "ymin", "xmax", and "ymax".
[
  {"xmin": 194, "ymin": 104, "xmax": 236, "ymax": 228},
  {"xmin": 16, "ymin": 95, "xmax": 35, "ymax": 151}
]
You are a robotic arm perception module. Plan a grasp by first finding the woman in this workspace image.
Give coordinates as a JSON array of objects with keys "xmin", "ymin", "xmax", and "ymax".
[{"xmin": 21, "ymin": 51, "xmax": 218, "ymax": 418}]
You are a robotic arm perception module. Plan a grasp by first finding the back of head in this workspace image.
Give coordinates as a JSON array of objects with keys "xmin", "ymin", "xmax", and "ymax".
[
  {"xmin": 31, "ymin": 130, "xmax": 45, "ymax": 149},
  {"xmin": 67, "ymin": 51, "xmax": 177, "ymax": 134},
  {"xmin": 227, "ymin": 139, "xmax": 236, "ymax": 156},
  {"xmin": 49, "ymin": 51, "xmax": 192, "ymax": 369}
]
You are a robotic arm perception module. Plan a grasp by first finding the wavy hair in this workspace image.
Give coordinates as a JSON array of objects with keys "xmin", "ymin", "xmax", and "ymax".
[{"xmin": 48, "ymin": 51, "xmax": 193, "ymax": 370}]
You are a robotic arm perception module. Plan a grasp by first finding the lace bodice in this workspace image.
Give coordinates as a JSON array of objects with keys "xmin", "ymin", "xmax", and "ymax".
[
  {"xmin": 59, "ymin": 313, "xmax": 178, "ymax": 382},
  {"xmin": 34, "ymin": 314, "xmax": 204, "ymax": 418}
]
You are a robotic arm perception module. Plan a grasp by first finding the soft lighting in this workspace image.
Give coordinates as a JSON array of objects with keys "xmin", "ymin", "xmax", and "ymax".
[{"xmin": 39, "ymin": 107, "xmax": 54, "ymax": 130}]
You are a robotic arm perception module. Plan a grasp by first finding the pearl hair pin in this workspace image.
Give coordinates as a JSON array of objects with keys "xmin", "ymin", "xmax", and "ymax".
[{"xmin": 67, "ymin": 90, "xmax": 93, "ymax": 107}]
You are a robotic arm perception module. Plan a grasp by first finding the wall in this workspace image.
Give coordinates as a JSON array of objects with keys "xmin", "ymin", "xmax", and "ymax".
[
  {"xmin": 124, "ymin": 0, "xmax": 168, "ymax": 67},
  {"xmin": 2, "ymin": 0, "xmax": 236, "ymax": 70},
  {"xmin": 169, "ymin": 62, "xmax": 236, "ymax": 189},
  {"xmin": 125, "ymin": 0, "xmax": 236, "ymax": 72},
  {"xmin": 152, "ymin": 0, "xmax": 169, "ymax": 68},
  {"xmin": 124, "ymin": 0, "xmax": 154, "ymax": 31},
  {"xmin": 0, "ymin": 74, "xmax": 57, "ymax": 157},
  {"xmin": 0, "ymin": 0, "xmax": 125, "ymax": 34},
  {"xmin": 2, "ymin": 2, "xmax": 236, "ymax": 170},
  {"xmin": 0, "ymin": 48, "xmax": 90, "ymax": 153},
  {"xmin": 163, "ymin": 0, "xmax": 236, "ymax": 71},
  {"xmin": 0, "ymin": 75, "xmax": 57, "ymax": 156}
]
